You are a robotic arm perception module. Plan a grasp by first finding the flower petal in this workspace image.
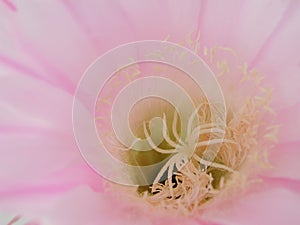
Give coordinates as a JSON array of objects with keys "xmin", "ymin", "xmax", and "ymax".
[
  {"xmin": 42, "ymin": 186, "xmax": 222, "ymax": 225},
  {"xmin": 265, "ymin": 141, "xmax": 300, "ymax": 180},
  {"xmin": 277, "ymin": 103, "xmax": 300, "ymax": 143},
  {"xmin": 0, "ymin": 70, "xmax": 73, "ymax": 135},
  {"xmin": 38, "ymin": 187, "xmax": 151, "ymax": 225},
  {"xmin": 251, "ymin": 0, "xmax": 300, "ymax": 110},
  {"xmin": 199, "ymin": 0, "xmax": 293, "ymax": 62},
  {"xmin": 0, "ymin": 70, "xmax": 103, "ymax": 197},
  {"xmin": 0, "ymin": 0, "xmax": 96, "ymax": 91},
  {"xmin": 203, "ymin": 186, "xmax": 300, "ymax": 225}
]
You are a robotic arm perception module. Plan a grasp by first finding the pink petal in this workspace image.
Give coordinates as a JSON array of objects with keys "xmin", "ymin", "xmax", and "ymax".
[
  {"xmin": 251, "ymin": 1, "xmax": 300, "ymax": 111},
  {"xmin": 1, "ymin": 0, "xmax": 202, "ymax": 91},
  {"xmin": 0, "ymin": 127, "xmax": 104, "ymax": 198},
  {"xmin": 2, "ymin": 0, "xmax": 17, "ymax": 12},
  {"xmin": 117, "ymin": 0, "xmax": 201, "ymax": 41},
  {"xmin": 266, "ymin": 141, "xmax": 300, "ymax": 180},
  {"xmin": 203, "ymin": 186, "xmax": 300, "ymax": 225},
  {"xmin": 34, "ymin": 187, "xmax": 152, "ymax": 225},
  {"xmin": 59, "ymin": 0, "xmax": 204, "ymax": 50},
  {"xmin": 199, "ymin": 1, "xmax": 293, "ymax": 61},
  {"xmin": 261, "ymin": 176, "xmax": 300, "ymax": 194},
  {"xmin": 0, "ymin": 70, "xmax": 73, "ymax": 135},
  {"xmin": 0, "ymin": 70, "xmax": 104, "ymax": 196},
  {"xmin": 277, "ymin": 103, "xmax": 300, "ymax": 143},
  {"xmin": 0, "ymin": 1, "xmax": 96, "ymax": 90},
  {"xmin": 36, "ymin": 186, "xmax": 213, "ymax": 225}
]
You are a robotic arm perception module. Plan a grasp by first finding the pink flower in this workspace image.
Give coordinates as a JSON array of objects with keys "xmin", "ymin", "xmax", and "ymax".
[{"xmin": 0, "ymin": 1, "xmax": 300, "ymax": 225}]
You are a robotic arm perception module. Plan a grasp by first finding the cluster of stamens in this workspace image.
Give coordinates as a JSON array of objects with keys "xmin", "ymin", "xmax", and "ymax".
[{"xmin": 105, "ymin": 32, "xmax": 278, "ymax": 216}]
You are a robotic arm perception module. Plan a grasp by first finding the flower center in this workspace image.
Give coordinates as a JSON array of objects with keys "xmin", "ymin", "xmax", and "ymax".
[{"xmin": 103, "ymin": 33, "xmax": 279, "ymax": 216}]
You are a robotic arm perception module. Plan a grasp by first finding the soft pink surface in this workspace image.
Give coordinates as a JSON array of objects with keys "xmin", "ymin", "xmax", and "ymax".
[{"xmin": 0, "ymin": 0, "xmax": 300, "ymax": 224}]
